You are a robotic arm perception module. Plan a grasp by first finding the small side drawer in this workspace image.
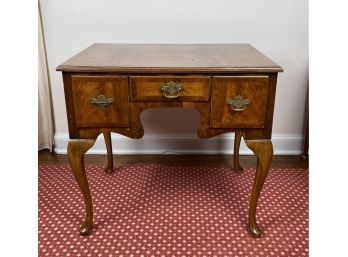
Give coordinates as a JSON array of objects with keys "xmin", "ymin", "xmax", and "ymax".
[
  {"xmin": 71, "ymin": 75, "xmax": 129, "ymax": 128},
  {"xmin": 211, "ymin": 76, "xmax": 269, "ymax": 128},
  {"xmin": 130, "ymin": 76, "xmax": 210, "ymax": 101}
]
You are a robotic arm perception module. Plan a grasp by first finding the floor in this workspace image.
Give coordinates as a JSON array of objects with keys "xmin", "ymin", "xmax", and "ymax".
[
  {"xmin": 38, "ymin": 150, "xmax": 308, "ymax": 169},
  {"xmin": 38, "ymin": 151, "xmax": 308, "ymax": 256}
]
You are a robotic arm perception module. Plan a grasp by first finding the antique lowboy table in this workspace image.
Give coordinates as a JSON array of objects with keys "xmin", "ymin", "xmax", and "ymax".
[{"xmin": 57, "ymin": 44, "xmax": 283, "ymax": 237}]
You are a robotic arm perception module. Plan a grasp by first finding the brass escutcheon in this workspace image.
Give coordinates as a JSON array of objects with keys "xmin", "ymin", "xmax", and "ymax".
[
  {"xmin": 160, "ymin": 81, "xmax": 183, "ymax": 99},
  {"xmin": 226, "ymin": 95, "xmax": 251, "ymax": 111},
  {"xmin": 89, "ymin": 95, "xmax": 114, "ymax": 109}
]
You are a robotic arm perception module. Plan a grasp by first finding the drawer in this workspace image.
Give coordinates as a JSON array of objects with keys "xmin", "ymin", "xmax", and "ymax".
[
  {"xmin": 130, "ymin": 76, "xmax": 210, "ymax": 101},
  {"xmin": 71, "ymin": 75, "xmax": 129, "ymax": 127},
  {"xmin": 211, "ymin": 76, "xmax": 269, "ymax": 128}
]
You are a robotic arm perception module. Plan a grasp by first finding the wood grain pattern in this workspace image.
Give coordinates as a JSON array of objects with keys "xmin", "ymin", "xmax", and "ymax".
[
  {"xmin": 131, "ymin": 76, "xmax": 210, "ymax": 101},
  {"xmin": 67, "ymin": 139, "xmax": 97, "ymax": 235},
  {"xmin": 234, "ymin": 132, "xmax": 244, "ymax": 172},
  {"xmin": 102, "ymin": 132, "xmax": 114, "ymax": 174},
  {"xmin": 63, "ymin": 73, "xmax": 78, "ymax": 138},
  {"xmin": 62, "ymin": 73, "xmax": 276, "ymax": 141},
  {"xmin": 261, "ymin": 73, "xmax": 278, "ymax": 138},
  {"xmin": 244, "ymin": 139, "xmax": 273, "ymax": 238},
  {"xmin": 58, "ymin": 44, "xmax": 283, "ymax": 238},
  {"xmin": 56, "ymin": 44, "xmax": 283, "ymax": 73},
  {"xmin": 71, "ymin": 75, "xmax": 129, "ymax": 128},
  {"xmin": 211, "ymin": 76, "xmax": 269, "ymax": 128},
  {"xmin": 66, "ymin": 100, "xmax": 270, "ymax": 141}
]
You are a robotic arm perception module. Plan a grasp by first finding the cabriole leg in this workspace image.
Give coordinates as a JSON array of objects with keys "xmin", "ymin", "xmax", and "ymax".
[
  {"xmin": 103, "ymin": 132, "xmax": 114, "ymax": 174},
  {"xmin": 67, "ymin": 139, "xmax": 96, "ymax": 236},
  {"xmin": 234, "ymin": 132, "xmax": 244, "ymax": 172},
  {"xmin": 244, "ymin": 139, "xmax": 273, "ymax": 238}
]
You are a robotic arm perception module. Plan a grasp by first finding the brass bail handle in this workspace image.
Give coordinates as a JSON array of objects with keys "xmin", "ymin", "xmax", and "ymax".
[
  {"xmin": 90, "ymin": 95, "xmax": 114, "ymax": 109},
  {"xmin": 226, "ymin": 95, "xmax": 251, "ymax": 111},
  {"xmin": 160, "ymin": 81, "xmax": 183, "ymax": 99}
]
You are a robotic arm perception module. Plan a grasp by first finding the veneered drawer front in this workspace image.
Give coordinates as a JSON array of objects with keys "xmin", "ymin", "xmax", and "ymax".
[
  {"xmin": 130, "ymin": 76, "xmax": 210, "ymax": 101},
  {"xmin": 211, "ymin": 76, "xmax": 269, "ymax": 128},
  {"xmin": 71, "ymin": 75, "xmax": 129, "ymax": 128}
]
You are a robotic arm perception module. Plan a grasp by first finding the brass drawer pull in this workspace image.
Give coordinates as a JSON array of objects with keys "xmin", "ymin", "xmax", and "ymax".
[
  {"xmin": 160, "ymin": 81, "xmax": 182, "ymax": 99},
  {"xmin": 226, "ymin": 95, "xmax": 251, "ymax": 112},
  {"xmin": 90, "ymin": 95, "xmax": 114, "ymax": 109}
]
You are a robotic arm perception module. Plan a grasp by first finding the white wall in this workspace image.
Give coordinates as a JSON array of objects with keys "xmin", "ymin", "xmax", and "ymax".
[{"xmin": 40, "ymin": 0, "xmax": 308, "ymax": 155}]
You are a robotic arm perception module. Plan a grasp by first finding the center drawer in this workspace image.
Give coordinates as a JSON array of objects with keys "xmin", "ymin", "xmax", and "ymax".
[{"xmin": 130, "ymin": 76, "xmax": 210, "ymax": 101}]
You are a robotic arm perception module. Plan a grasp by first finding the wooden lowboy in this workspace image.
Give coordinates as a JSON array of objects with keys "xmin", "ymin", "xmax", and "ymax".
[{"xmin": 57, "ymin": 43, "xmax": 283, "ymax": 237}]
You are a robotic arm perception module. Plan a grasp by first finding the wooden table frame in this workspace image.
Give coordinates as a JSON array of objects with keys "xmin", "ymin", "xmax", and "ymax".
[{"xmin": 57, "ymin": 44, "xmax": 283, "ymax": 238}]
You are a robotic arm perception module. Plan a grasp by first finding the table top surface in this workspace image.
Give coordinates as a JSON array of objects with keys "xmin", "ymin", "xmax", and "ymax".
[{"xmin": 57, "ymin": 43, "xmax": 283, "ymax": 73}]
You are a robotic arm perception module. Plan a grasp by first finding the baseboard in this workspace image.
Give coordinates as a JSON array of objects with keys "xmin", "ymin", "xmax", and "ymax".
[{"xmin": 54, "ymin": 133, "xmax": 303, "ymax": 155}]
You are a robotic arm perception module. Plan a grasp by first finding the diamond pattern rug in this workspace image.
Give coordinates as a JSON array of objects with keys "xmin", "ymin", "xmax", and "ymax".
[{"xmin": 38, "ymin": 165, "xmax": 308, "ymax": 257}]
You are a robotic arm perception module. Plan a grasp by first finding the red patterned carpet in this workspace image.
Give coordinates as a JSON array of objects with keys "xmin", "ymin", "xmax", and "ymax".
[{"xmin": 39, "ymin": 165, "xmax": 308, "ymax": 257}]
